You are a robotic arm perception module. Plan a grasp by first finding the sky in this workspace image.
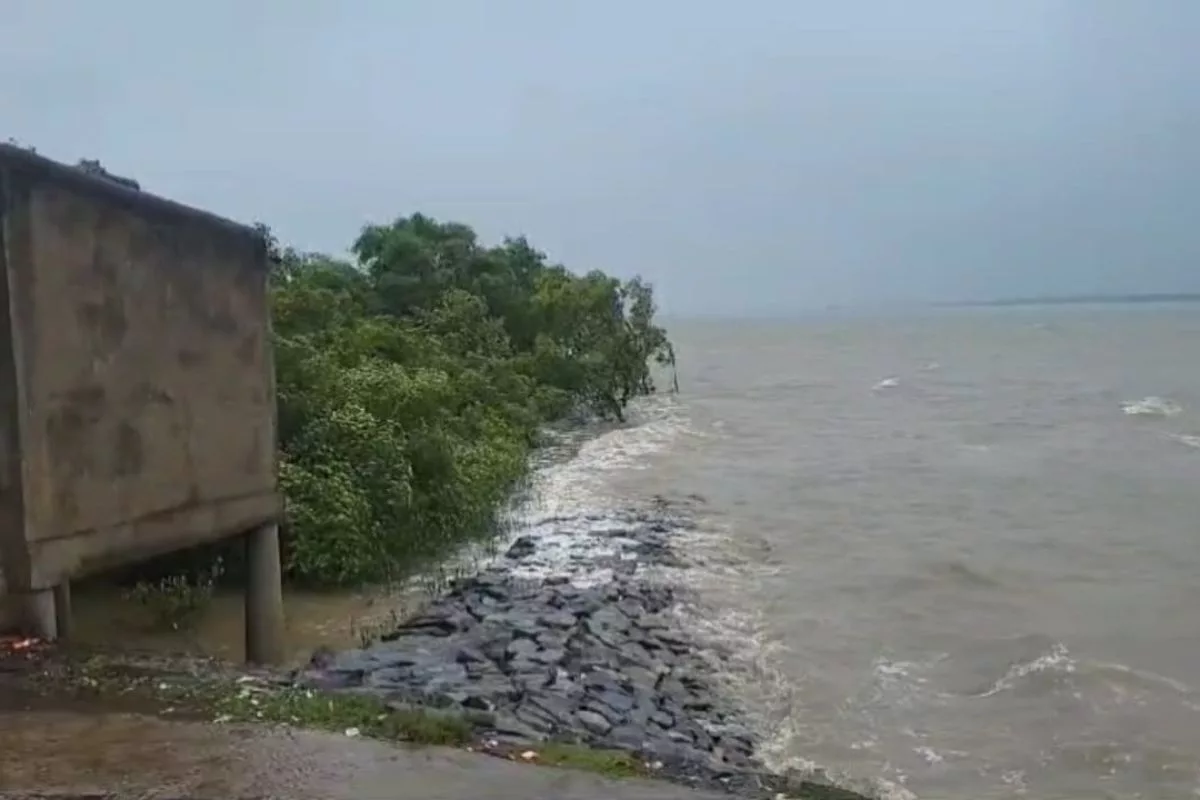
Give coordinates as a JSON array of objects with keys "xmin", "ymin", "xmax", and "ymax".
[{"xmin": 2, "ymin": 1, "xmax": 1198, "ymax": 316}]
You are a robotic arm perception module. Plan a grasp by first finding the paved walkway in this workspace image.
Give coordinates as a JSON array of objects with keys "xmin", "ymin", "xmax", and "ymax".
[{"xmin": 0, "ymin": 711, "xmax": 731, "ymax": 800}]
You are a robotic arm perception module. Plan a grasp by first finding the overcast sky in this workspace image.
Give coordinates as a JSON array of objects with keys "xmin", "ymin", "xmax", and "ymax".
[{"xmin": 3, "ymin": 1, "xmax": 1198, "ymax": 315}]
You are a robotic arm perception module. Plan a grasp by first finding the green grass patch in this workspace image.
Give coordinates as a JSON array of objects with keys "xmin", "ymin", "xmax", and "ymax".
[
  {"xmin": 213, "ymin": 684, "xmax": 475, "ymax": 746},
  {"xmin": 533, "ymin": 742, "xmax": 652, "ymax": 779}
]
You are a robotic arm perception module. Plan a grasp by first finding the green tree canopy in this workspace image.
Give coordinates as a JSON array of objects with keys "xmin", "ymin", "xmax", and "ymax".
[{"xmin": 263, "ymin": 215, "xmax": 674, "ymax": 585}]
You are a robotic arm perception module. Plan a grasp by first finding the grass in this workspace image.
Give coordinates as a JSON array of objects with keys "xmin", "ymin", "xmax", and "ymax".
[
  {"xmin": 212, "ymin": 683, "xmax": 476, "ymax": 746},
  {"xmin": 122, "ymin": 563, "xmax": 223, "ymax": 631},
  {"xmin": 13, "ymin": 653, "xmax": 651, "ymax": 775},
  {"xmin": 211, "ymin": 683, "xmax": 653, "ymax": 779},
  {"xmin": 533, "ymin": 742, "xmax": 651, "ymax": 779}
]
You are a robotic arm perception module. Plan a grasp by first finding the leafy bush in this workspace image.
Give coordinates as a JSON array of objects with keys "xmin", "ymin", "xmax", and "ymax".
[{"xmin": 261, "ymin": 214, "xmax": 674, "ymax": 585}]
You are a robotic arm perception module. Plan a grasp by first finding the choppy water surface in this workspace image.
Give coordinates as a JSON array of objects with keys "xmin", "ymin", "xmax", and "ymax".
[
  {"xmin": 53, "ymin": 305, "xmax": 1200, "ymax": 798},
  {"xmin": 529, "ymin": 306, "xmax": 1200, "ymax": 799}
]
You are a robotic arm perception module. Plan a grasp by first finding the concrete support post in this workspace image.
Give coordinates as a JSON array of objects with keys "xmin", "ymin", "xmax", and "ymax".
[
  {"xmin": 244, "ymin": 521, "xmax": 285, "ymax": 664},
  {"xmin": 18, "ymin": 588, "xmax": 56, "ymax": 640},
  {"xmin": 53, "ymin": 581, "xmax": 73, "ymax": 640}
]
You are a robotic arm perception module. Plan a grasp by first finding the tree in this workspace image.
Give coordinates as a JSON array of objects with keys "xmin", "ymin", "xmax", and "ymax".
[{"xmin": 261, "ymin": 214, "xmax": 673, "ymax": 584}]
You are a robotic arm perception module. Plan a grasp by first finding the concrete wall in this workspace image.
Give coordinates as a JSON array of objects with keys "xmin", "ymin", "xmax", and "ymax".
[{"xmin": 0, "ymin": 145, "xmax": 280, "ymax": 596}]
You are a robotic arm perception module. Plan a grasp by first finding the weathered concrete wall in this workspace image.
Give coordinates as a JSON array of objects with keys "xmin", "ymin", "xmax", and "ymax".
[{"xmin": 0, "ymin": 145, "xmax": 280, "ymax": 595}]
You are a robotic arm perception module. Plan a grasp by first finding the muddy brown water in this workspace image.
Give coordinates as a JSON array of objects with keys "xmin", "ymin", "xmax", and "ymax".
[{"xmin": 64, "ymin": 584, "xmax": 424, "ymax": 665}]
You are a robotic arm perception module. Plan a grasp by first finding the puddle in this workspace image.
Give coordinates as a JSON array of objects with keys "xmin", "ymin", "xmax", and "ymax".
[{"xmin": 39, "ymin": 583, "xmax": 425, "ymax": 666}]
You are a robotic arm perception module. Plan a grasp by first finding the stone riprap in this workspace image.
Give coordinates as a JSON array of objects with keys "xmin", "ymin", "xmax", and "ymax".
[
  {"xmin": 293, "ymin": 510, "xmax": 866, "ymax": 799},
  {"xmin": 295, "ymin": 513, "xmax": 761, "ymax": 775}
]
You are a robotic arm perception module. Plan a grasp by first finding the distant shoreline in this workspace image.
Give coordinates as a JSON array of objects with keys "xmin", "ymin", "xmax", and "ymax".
[{"xmin": 939, "ymin": 293, "xmax": 1200, "ymax": 308}]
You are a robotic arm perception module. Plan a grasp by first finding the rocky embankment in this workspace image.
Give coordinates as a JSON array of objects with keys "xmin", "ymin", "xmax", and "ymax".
[{"xmin": 293, "ymin": 510, "xmax": 863, "ymax": 799}]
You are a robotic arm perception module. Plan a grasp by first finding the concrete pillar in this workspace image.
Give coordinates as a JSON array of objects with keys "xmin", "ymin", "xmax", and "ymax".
[
  {"xmin": 244, "ymin": 521, "xmax": 285, "ymax": 664},
  {"xmin": 17, "ymin": 588, "xmax": 56, "ymax": 640},
  {"xmin": 53, "ymin": 581, "xmax": 72, "ymax": 640}
]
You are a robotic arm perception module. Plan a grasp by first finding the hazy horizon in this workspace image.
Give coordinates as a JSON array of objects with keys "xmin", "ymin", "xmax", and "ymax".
[{"xmin": 4, "ymin": 1, "xmax": 1198, "ymax": 316}]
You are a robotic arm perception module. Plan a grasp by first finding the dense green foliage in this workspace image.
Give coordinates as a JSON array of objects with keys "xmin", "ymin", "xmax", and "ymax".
[
  {"xmin": 263, "ymin": 214, "xmax": 674, "ymax": 585},
  {"xmin": 3, "ymin": 142, "xmax": 675, "ymax": 591}
]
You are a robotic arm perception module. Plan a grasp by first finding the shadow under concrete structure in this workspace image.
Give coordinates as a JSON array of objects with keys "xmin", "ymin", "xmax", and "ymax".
[{"xmin": 0, "ymin": 144, "xmax": 285, "ymax": 663}]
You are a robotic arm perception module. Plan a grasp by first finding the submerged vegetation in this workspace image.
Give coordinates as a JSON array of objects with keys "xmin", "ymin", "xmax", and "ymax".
[{"xmin": 260, "ymin": 214, "xmax": 673, "ymax": 586}]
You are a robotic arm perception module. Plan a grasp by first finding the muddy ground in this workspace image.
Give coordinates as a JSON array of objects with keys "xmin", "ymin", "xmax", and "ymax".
[
  {"xmin": 0, "ymin": 643, "xmax": 865, "ymax": 800},
  {"xmin": 0, "ymin": 644, "xmax": 725, "ymax": 800}
]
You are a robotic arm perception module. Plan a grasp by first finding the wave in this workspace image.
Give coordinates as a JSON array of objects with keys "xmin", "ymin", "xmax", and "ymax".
[
  {"xmin": 873, "ymin": 377, "xmax": 900, "ymax": 391},
  {"xmin": 1121, "ymin": 396, "xmax": 1183, "ymax": 417},
  {"xmin": 524, "ymin": 398, "xmax": 692, "ymax": 520},
  {"xmin": 490, "ymin": 394, "xmax": 1122, "ymax": 799},
  {"xmin": 891, "ymin": 559, "xmax": 1005, "ymax": 593},
  {"xmin": 937, "ymin": 638, "xmax": 1198, "ymax": 709},
  {"xmin": 1086, "ymin": 660, "xmax": 1195, "ymax": 696},
  {"xmin": 971, "ymin": 641, "xmax": 1076, "ymax": 699},
  {"xmin": 485, "ymin": 396, "xmax": 910, "ymax": 795}
]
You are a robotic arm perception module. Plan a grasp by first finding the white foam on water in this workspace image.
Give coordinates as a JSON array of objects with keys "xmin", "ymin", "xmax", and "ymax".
[
  {"xmin": 658, "ymin": 517, "xmax": 922, "ymax": 798},
  {"xmin": 914, "ymin": 746, "xmax": 944, "ymax": 765},
  {"xmin": 873, "ymin": 377, "xmax": 901, "ymax": 391},
  {"xmin": 973, "ymin": 642, "xmax": 1075, "ymax": 699},
  {"xmin": 468, "ymin": 394, "xmax": 916, "ymax": 798},
  {"xmin": 1171, "ymin": 433, "xmax": 1200, "ymax": 449},
  {"xmin": 999, "ymin": 769, "xmax": 1028, "ymax": 794},
  {"xmin": 1121, "ymin": 396, "xmax": 1183, "ymax": 417},
  {"xmin": 524, "ymin": 399, "xmax": 692, "ymax": 521},
  {"xmin": 414, "ymin": 397, "xmax": 694, "ymax": 590},
  {"xmin": 873, "ymin": 779, "xmax": 921, "ymax": 800},
  {"xmin": 492, "ymin": 396, "xmax": 693, "ymax": 588}
]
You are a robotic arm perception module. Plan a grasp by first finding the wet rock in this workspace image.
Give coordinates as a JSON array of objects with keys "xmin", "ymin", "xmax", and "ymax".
[
  {"xmin": 530, "ymin": 646, "xmax": 565, "ymax": 665},
  {"xmin": 505, "ymin": 637, "xmax": 540, "ymax": 662},
  {"xmin": 650, "ymin": 708, "xmax": 676, "ymax": 729},
  {"xmin": 577, "ymin": 709, "xmax": 613, "ymax": 736},
  {"xmin": 714, "ymin": 723, "xmax": 757, "ymax": 754},
  {"xmin": 462, "ymin": 693, "xmax": 496, "ymax": 712},
  {"xmin": 488, "ymin": 613, "xmax": 542, "ymax": 640},
  {"xmin": 580, "ymin": 698, "xmax": 625, "ymax": 726},
  {"xmin": 537, "ymin": 609, "xmax": 576, "ymax": 630},
  {"xmin": 490, "ymin": 713, "xmax": 544, "ymax": 742},
  {"xmin": 454, "ymin": 645, "xmax": 489, "ymax": 665},
  {"xmin": 297, "ymin": 668, "xmax": 363, "ymax": 690},
  {"xmin": 641, "ymin": 736, "xmax": 705, "ymax": 765},
  {"xmin": 515, "ymin": 671, "xmax": 558, "ymax": 698},
  {"xmin": 607, "ymin": 725, "xmax": 653, "ymax": 751},
  {"xmin": 296, "ymin": 507, "xmax": 776, "ymax": 795},
  {"xmin": 308, "ymin": 645, "xmax": 336, "ymax": 669},
  {"xmin": 535, "ymin": 629, "xmax": 570, "ymax": 650},
  {"xmin": 666, "ymin": 729, "xmax": 693, "ymax": 745},
  {"xmin": 382, "ymin": 612, "xmax": 464, "ymax": 639},
  {"xmin": 505, "ymin": 535, "xmax": 537, "ymax": 560},
  {"xmin": 589, "ymin": 686, "xmax": 635, "ymax": 715},
  {"xmin": 514, "ymin": 702, "xmax": 558, "ymax": 734}
]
